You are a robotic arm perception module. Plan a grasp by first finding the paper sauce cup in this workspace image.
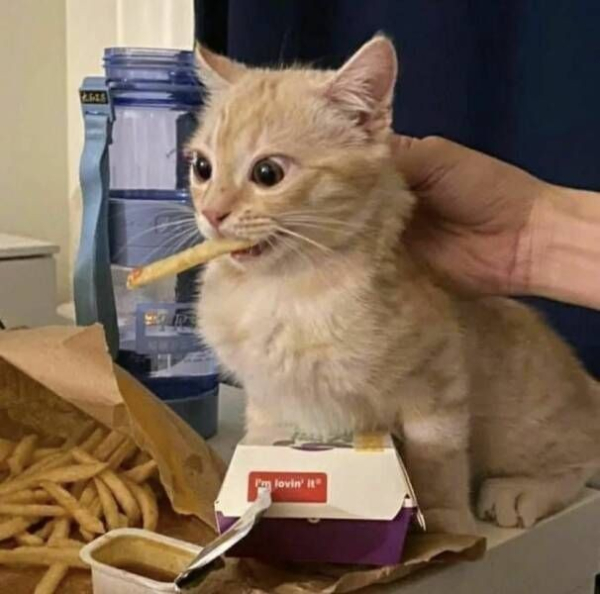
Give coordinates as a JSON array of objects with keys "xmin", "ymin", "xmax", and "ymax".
[{"xmin": 80, "ymin": 528, "xmax": 201, "ymax": 594}]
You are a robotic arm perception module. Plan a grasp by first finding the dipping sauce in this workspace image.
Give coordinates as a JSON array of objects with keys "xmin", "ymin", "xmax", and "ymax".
[
  {"xmin": 110, "ymin": 561, "xmax": 178, "ymax": 583},
  {"xmin": 91, "ymin": 535, "xmax": 195, "ymax": 584}
]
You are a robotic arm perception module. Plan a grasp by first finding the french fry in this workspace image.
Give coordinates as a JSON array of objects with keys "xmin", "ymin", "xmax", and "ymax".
[
  {"xmin": 15, "ymin": 532, "xmax": 45, "ymax": 546},
  {"xmin": 37, "ymin": 518, "xmax": 74, "ymax": 594},
  {"xmin": 99, "ymin": 472, "xmax": 141, "ymax": 525},
  {"xmin": 40, "ymin": 481, "xmax": 105, "ymax": 535},
  {"xmin": 80, "ymin": 427, "xmax": 106, "ymax": 453},
  {"xmin": 94, "ymin": 477, "xmax": 120, "ymax": 531},
  {"xmin": 126, "ymin": 480, "xmax": 158, "ymax": 531},
  {"xmin": 75, "ymin": 484, "xmax": 100, "ymax": 541},
  {"xmin": 39, "ymin": 463, "xmax": 106, "ymax": 485},
  {"xmin": 93, "ymin": 431, "xmax": 126, "ymax": 462},
  {"xmin": 0, "ymin": 424, "xmax": 164, "ymax": 593},
  {"xmin": 72, "ymin": 449, "xmax": 141, "ymax": 524},
  {"xmin": 35, "ymin": 521, "xmax": 55, "ymax": 541},
  {"xmin": 70, "ymin": 476, "xmax": 92, "ymax": 501},
  {"xmin": 47, "ymin": 538, "xmax": 83, "ymax": 549},
  {"xmin": 48, "ymin": 518, "xmax": 71, "ymax": 543},
  {"xmin": 0, "ymin": 438, "xmax": 15, "ymax": 468},
  {"xmin": 0, "ymin": 462, "xmax": 107, "ymax": 496},
  {"xmin": 0, "ymin": 546, "xmax": 87, "ymax": 568},
  {"xmin": 0, "ymin": 504, "xmax": 67, "ymax": 517},
  {"xmin": 131, "ymin": 449, "xmax": 151, "ymax": 467},
  {"xmin": 79, "ymin": 498, "xmax": 102, "ymax": 542},
  {"xmin": 34, "ymin": 563, "xmax": 69, "ymax": 594},
  {"xmin": 0, "ymin": 517, "xmax": 35, "ymax": 541},
  {"xmin": 78, "ymin": 482, "xmax": 97, "ymax": 507},
  {"xmin": 127, "ymin": 237, "xmax": 255, "ymax": 289},
  {"xmin": 122, "ymin": 459, "xmax": 158, "ymax": 484},
  {"xmin": 79, "ymin": 529, "xmax": 94, "ymax": 543},
  {"xmin": 20, "ymin": 450, "xmax": 73, "ymax": 480},
  {"xmin": 0, "ymin": 489, "xmax": 50, "ymax": 504},
  {"xmin": 107, "ymin": 439, "xmax": 138, "ymax": 470},
  {"xmin": 32, "ymin": 448, "xmax": 60, "ymax": 462},
  {"xmin": 8, "ymin": 435, "xmax": 38, "ymax": 475},
  {"xmin": 90, "ymin": 498, "xmax": 102, "ymax": 517}
]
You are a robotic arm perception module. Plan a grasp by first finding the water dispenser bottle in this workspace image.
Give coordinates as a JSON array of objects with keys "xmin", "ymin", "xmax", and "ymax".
[{"xmin": 75, "ymin": 48, "xmax": 219, "ymax": 438}]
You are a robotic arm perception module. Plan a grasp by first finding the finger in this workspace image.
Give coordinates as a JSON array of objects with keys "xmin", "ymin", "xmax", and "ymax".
[
  {"xmin": 391, "ymin": 133, "xmax": 418, "ymax": 151},
  {"xmin": 391, "ymin": 134, "xmax": 468, "ymax": 190}
]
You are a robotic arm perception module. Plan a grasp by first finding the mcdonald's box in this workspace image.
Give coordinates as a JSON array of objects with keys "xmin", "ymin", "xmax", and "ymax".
[{"xmin": 215, "ymin": 430, "xmax": 425, "ymax": 566}]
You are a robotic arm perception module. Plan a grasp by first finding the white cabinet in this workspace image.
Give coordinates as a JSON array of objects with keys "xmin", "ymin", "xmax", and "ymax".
[{"xmin": 0, "ymin": 233, "xmax": 59, "ymax": 328}]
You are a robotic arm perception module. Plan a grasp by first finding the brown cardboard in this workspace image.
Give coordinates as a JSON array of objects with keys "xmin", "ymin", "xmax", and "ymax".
[
  {"xmin": 215, "ymin": 430, "xmax": 421, "ymax": 566},
  {"xmin": 0, "ymin": 325, "xmax": 485, "ymax": 593},
  {"xmin": 197, "ymin": 533, "xmax": 486, "ymax": 593},
  {"xmin": 216, "ymin": 430, "xmax": 420, "ymax": 521}
]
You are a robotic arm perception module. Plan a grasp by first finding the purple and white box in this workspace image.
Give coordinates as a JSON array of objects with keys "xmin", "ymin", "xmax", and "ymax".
[{"xmin": 215, "ymin": 430, "xmax": 425, "ymax": 566}]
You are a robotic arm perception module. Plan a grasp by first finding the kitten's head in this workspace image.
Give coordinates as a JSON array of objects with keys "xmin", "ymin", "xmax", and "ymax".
[{"xmin": 188, "ymin": 35, "xmax": 404, "ymax": 269}]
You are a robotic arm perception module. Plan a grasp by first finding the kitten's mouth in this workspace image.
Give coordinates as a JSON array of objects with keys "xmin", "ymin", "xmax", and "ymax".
[{"xmin": 231, "ymin": 239, "xmax": 272, "ymax": 260}]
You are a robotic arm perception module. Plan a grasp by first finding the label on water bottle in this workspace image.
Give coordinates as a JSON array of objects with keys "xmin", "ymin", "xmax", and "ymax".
[
  {"xmin": 80, "ymin": 89, "xmax": 109, "ymax": 105},
  {"xmin": 135, "ymin": 302, "xmax": 204, "ymax": 355}
]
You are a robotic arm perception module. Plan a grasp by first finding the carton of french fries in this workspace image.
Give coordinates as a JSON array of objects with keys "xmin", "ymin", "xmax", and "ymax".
[{"xmin": 0, "ymin": 325, "xmax": 225, "ymax": 594}]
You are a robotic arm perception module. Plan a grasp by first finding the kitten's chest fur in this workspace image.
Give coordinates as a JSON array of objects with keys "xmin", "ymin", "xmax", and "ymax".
[{"xmin": 199, "ymin": 258, "xmax": 386, "ymax": 434}]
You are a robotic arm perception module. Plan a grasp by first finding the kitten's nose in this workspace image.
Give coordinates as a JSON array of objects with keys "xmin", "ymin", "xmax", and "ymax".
[{"xmin": 202, "ymin": 209, "xmax": 231, "ymax": 229}]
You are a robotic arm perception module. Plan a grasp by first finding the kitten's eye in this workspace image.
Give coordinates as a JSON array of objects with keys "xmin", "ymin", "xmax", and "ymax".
[
  {"xmin": 192, "ymin": 154, "xmax": 212, "ymax": 182},
  {"xmin": 251, "ymin": 158, "xmax": 284, "ymax": 187}
]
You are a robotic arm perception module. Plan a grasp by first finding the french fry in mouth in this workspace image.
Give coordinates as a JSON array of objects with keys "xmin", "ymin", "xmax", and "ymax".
[{"xmin": 127, "ymin": 237, "xmax": 255, "ymax": 289}]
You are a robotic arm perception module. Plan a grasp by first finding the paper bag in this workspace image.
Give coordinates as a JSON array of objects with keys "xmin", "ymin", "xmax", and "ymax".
[{"xmin": 0, "ymin": 324, "xmax": 225, "ymax": 592}]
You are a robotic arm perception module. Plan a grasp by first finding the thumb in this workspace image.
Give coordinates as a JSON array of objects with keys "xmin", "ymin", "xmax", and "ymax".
[{"xmin": 391, "ymin": 134, "xmax": 464, "ymax": 190}]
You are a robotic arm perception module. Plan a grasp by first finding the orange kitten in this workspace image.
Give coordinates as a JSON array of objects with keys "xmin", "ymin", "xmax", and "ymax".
[{"xmin": 189, "ymin": 36, "xmax": 600, "ymax": 533}]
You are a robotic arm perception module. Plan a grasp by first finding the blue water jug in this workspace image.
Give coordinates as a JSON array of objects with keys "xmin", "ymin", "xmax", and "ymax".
[{"xmin": 74, "ymin": 48, "xmax": 219, "ymax": 438}]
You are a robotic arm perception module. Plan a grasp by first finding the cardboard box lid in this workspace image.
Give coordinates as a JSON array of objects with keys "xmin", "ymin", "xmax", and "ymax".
[{"xmin": 216, "ymin": 430, "xmax": 424, "ymax": 525}]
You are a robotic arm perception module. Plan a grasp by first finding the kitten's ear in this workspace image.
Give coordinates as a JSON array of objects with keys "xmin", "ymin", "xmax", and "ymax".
[
  {"xmin": 194, "ymin": 43, "xmax": 247, "ymax": 91},
  {"xmin": 326, "ymin": 35, "xmax": 398, "ymax": 132}
]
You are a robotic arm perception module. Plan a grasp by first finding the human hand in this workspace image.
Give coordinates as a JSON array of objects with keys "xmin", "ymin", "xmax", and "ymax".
[{"xmin": 392, "ymin": 135, "xmax": 547, "ymax": 295}]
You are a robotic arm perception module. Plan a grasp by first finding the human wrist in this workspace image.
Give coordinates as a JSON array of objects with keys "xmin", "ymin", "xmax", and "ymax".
[
  {"xmin": 514, "ymin": 183, "xmax": 600, "ymax": 308},
  {"xmin": 509, "ymin": 180, "xmax": 552, "ymax": 297}
]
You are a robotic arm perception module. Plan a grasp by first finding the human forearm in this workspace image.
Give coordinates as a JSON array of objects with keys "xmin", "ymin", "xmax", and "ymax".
[{"xmin": 513, "ymin": 184, "xmax": 600, "ymax": 309}]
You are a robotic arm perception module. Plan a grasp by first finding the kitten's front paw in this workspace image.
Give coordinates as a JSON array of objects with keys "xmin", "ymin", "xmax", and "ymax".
[
  {"xmin": 477, "ymin": 478, "xmax": 552, "ymax": 528},
  {"xmin": 423, "ymin": 507, "xmax": 477, "ymax": 534}
]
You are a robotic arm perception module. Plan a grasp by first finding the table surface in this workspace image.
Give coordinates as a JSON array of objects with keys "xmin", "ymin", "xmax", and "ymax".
[
  {"xmin": 209, "ymin": 385, "xmax": 600, "ymax": 594},
  {"xmin": 0, "ymin": 233, "xmax": 59, "ymax": 259}
]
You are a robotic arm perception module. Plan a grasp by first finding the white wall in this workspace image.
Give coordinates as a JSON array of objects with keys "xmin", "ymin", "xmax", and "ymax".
[
  {"xmin": 0, "ymin": 0, "xmax": 194, "ymax": 308},
  {"xmin": 0, "ymin": 0, "xmax": 70, "ymax": 302},
  {"xmin": 66, "ymin": 0, "xmax": 194, "ymax": 290}
]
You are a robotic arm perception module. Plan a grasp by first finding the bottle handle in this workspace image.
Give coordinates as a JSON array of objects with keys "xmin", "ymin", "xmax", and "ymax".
[{"xmin": 73, "ymin": 77, "xmax": 119, "ymax": 357}]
